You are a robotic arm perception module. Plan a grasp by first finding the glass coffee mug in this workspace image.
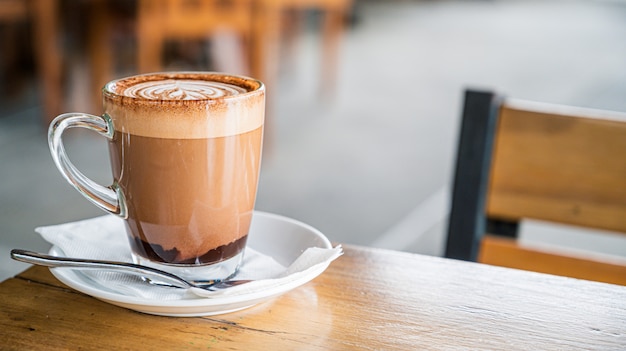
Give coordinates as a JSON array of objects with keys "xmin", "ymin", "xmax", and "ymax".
[{"xmin": 48, "ymin": 72, "xmax": 265, "ymax": 282}]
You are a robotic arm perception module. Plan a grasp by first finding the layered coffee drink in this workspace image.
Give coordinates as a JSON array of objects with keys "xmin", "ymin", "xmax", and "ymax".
[{"xmin": 102, "ymin": 73, "xmax": 264, "ymax": 278}]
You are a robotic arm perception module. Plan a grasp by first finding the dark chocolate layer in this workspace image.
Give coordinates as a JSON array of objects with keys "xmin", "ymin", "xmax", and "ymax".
[{"xmin": 130, "ymin": 235, "xmax": 247, "ymax": 265}]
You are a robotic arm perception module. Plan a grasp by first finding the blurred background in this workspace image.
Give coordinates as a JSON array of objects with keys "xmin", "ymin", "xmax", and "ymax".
[{"xmin": 2, "ymin": 0, "xmax": 626, "ymax": 280}]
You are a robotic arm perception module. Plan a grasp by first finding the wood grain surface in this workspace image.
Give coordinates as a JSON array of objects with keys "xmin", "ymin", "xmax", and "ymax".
[{"xmin": 1, "ymin": 245, "xmax": 625, "ymax": 350}]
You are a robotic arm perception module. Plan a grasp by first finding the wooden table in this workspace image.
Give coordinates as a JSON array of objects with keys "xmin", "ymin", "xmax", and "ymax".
[{"xmin": 1, "ymin": 245, "xmax": 625, "ymax": 350}]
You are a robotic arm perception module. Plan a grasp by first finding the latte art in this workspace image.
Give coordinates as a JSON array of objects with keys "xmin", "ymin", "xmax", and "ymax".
[{"xmin": 121, "ymin": 79, "xmax": 248, "ymax": 100}]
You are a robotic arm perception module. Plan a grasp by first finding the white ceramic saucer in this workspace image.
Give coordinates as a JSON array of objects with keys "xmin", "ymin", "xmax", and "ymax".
[{"xmin": 48, "ymin": 211, "xmax": 332, "ymax": 317}]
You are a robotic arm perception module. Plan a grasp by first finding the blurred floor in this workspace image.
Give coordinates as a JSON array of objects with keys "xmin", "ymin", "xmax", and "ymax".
[{"xmin": 2, "ymin": 0, "xmax": 626, "ymax": 280}]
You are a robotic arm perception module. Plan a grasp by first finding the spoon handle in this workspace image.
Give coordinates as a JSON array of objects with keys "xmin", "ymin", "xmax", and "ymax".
[{"xmin": 10, "ymin": 249, "xmax": 195, "ymax": 289}]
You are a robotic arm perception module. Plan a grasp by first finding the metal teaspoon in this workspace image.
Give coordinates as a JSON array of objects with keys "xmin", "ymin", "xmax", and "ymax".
[{"xmin": 10, "ymin": 249, "xmax": 251, "ymax": 291}]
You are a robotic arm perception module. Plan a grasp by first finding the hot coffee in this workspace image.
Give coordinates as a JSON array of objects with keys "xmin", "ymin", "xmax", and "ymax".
[
  {"xmin": 49, "ymin": 72, "xmax": 265, "ymax": 281},
  {"xmin": 104, "ymin": 73, "xmax": 264, "ymax": 273}
]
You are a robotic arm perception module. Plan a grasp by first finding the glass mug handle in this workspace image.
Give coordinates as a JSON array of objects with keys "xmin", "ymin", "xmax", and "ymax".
[{"xmin": 48, "ymin": 113, "xmax": 127, "ymax": 218}]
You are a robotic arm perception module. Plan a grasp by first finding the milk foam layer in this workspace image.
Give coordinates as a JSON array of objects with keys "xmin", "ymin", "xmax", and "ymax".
[
  {"xmin": 120, "ymin": 79, "xmax": 248, "ymax": 100},
  {"xmin": 103, "ymin": 73, "xmax": 265, "ymax": 139}
]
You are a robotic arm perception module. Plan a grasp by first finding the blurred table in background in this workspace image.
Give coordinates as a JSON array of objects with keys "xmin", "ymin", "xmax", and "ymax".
[{"xmin": 26, "ymin": 0, "xmax": 353, "ymax": 125}]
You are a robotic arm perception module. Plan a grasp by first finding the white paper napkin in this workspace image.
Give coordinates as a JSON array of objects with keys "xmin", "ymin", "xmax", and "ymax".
[{"xmin": 35, "ymin": 215, "xmax": 342, "ymax": 300}]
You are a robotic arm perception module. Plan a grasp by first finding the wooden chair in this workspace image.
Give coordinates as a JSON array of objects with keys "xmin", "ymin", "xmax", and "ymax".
[
  {"xmin": 25, "ymin": 0, "xmax": 121, "ymax": 122},
  {"xmin": 137, "ymin": 0, "xmax": 254, "ymax": 75},
  {"xmin": 0, "ymin": 0, "xmax": 29, "ymax": 97},
  {"xmin": 4, "ymin": 0, "xmax": 64, "ymax": 124},
  {"xmin": 445, "ymin": 89, "xmax": 626, "ymax": 285},
  {"xmin": 250, "ymin": 0, "xmax": 353, "ymax": 97}
]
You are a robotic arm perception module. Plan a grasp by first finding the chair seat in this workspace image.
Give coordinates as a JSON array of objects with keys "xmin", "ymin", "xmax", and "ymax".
[{"xmin": 480, "ymin": 235, "xmax": 626, "ymax": 285}]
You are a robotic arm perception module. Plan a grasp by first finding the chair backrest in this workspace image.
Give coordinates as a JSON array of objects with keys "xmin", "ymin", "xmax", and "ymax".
[
  {"xmin": 137, "ymin": 0, "xmax": 253, "ymax": 73},
  {"xmin": 159, "ymin": 0, "xmax": 252, "ymax": 38},
  {"xmin": 446, "ymin": 89, "xmax": 626, "ymax": 285}
]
